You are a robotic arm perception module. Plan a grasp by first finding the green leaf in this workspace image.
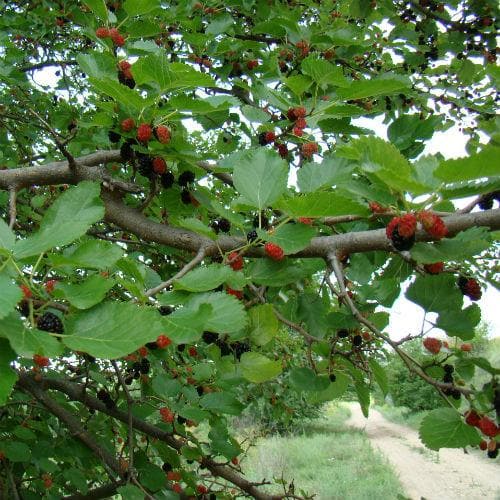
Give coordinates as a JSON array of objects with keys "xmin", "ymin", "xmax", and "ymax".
[
  {"xmin": 176, "ymin": 217, "xmax": 217, "ymax": 239},
  {"xmin": 233, "ymin": 149, "xmax": 288, "ymax": 210},
  {"xmin": 117, "ymin": 485, "xmax": 144, "ymax": 500},
  {"xmin": 298, "ymin": 292, "xmax": 328, "ymax": 338},
  {"xmin": 175, "ymin": 264, "xmax": 233, "ymax": 292},
  {"xmin": 123, "ymin": 0, "xmax": 160, "ymax": 16},
  {"xmin": 436, "ymin": 304, "xmax": 480, "ymax": 340},
  {"xmin": 248, "ymin": 304, "xmax": 278, "ymax": 346},
  {"xmin": 152, "ymin": 375, "xmax": 182, "ymax": 397},
  {"xmin": 240, "ymin": 352, "xmax": 282, "ymax": 383},
  {"xmin": 297, "ymin": 156, "xmax": 354, "ymax": 193},
  {"xmin": 133, "ymin": 55, "xmax": 214, "ymax": 91},
  {"xmin": 355, "ymin": 380, "xmax": 370, "ymax": 418},
  {"xmin": 89, "ymin": 77, "xmax": 150, "ymax": 110},
  {"xmin": 2, "ymin": 441, "xmax": 31, "ymax": 462},
  {"xmin": 435, "ymin": 145, "xmax": 500, "ymax": 182},
  {"xmin": 306, "ymin": 372, "xmax": 350, "ymax": 403},
  {"xmin": 55, "ymin": 275, "xmax": 114, "ymax": 309},
  {"xmin": 186, "ymin": 292, "xmax": 247, "ymax": 334},
  {"xmin": 63, "ymin": 303, "xmax": 163, "ymax": 359},
  {"xmin": 289, "ymin": 367, "xmax": 330, "ymax": 392},
  {"xmin": 52, "ymin": 240, "xmax": 123, "ymax": 269},
  {"xmin": 247, "ymin": 259, "xmax": 324, "ymax": 286},
  {"xmin": 411, "ymin": 227, "xmax": 492, "ymax": 263},
  {"xmin": 206, "ymin": 13, "xmax": 234, "ymax": 35},
  {"xmin": 0, "ymin": 274, "xmax": 22, "ymax": 319},
  {"xmin": 0, "ymin": 339, "xmax": 17, "ymax": 405},
  {"xmin": 301, "ymin": 56, "xmax": 348, "ymax": 89},
  {"xmin": 76, "ymin": 52, "xmax": 117, "ymax": 80},
  {"xmin": 0, "ymin": 217, "xmax": 15, "ymax": 250},
  {"xmin": 14, "ymin": 182, "xmax": 104, "ymax": 259},
  {"xmin": 275, "ymin": 192, "xmax": 368, "ymax": 217},
  {"xmin": 0, "ymin": 314, "xmax": 63, "ymax": 358},
  {"xmin": 200, "ymin": 392, "xmax": 245, "ymax": 415},
  {"xmin": 161, "ymin": 303, "xmax": 212, "ymax": 344},
  {"xmin": 337, "ymin": 74, "xmax": 410, "ymax": 100},
  {"xmin": 84, "ymin": 0, "xmax": 108, "ymax": 20},
  {"xmin": 265, "ymin": 223, "xmax": 316, "ymax": 254},
  {"xmin": 406, "ymin": 274, "xmax": 463, "ymax": 314},
  {"xmin": 419, "ymin": 408, "xmax": 481, "ymax": 450},
  {"xmin": 368, "ymin": 359, "xmax": 388, "ymax": 397}
]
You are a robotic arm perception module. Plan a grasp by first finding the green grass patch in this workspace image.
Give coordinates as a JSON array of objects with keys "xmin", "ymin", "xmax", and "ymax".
[
  {"xmin": 238, "ymin": 404, "xmax": 405, "ymax": 500},
  {"xmin": 375, "ymin": 404, "xmax": 429, "ymax": 430}
]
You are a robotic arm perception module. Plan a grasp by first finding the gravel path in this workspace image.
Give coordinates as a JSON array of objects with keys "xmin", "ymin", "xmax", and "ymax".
[{"xmin": 346, "ymin": 403, "xmax": 500, "ymax": 500}]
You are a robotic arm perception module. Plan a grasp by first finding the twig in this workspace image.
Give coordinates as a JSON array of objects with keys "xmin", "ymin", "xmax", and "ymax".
[
  {"xmin": 6, "ymin": 464, "xmax": 21, "ymax": 500},
  {"xmin": 8, "ymin": 187, "xmax": 17, "ymax": 229},
  {"xmin": 144, "ymin": 245, "xmax": 207, "ymax": 297},
  {"xmin": 111, "ymin": 361, "xmax": 135, "ymax": 482}
]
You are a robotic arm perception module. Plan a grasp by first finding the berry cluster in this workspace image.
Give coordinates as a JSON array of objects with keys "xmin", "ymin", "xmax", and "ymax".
[
  {"xmin": 386, "ymin": 213, "xmax": 417, "ymax": 250},
  {"xmin": 97, "ymin": 389, "xmax": 116, "ymax": 409},
  {"xmin": 124, "ymin": 357, "xmax": 150, "ymax": 384},
  {"xmin": 457, "ymin": 276, "xmax": 482, "ymax": 301},
  {"xmin": 465, "ymin": 410, "xmax": 499, "ymax": 458},
  {"xmin": 96, "ymin": 27, "xmax": 126, "ymax": 46},
  {"xmin": 37, "ymin": 312, "xmax": 64, "ymax": 333}
]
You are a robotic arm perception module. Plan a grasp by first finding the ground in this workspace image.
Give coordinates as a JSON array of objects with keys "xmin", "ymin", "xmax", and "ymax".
[{"xmin": 346, "ymin": 403, "xmax": 500, "ymax": 500}]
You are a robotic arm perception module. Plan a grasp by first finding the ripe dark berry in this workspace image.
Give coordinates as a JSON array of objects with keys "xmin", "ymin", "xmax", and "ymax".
[
  {"xmin": 136, "ymin": 153, "xmax": 154, "ymax": 178},
  {"xmin": 178, "ymin": 170, "xmax": 195, "ymax": 187},
  {"xmin": 97, "ymin": 389, "xmax": 111, "ymax": 402},
  {"xmin": 217, "ymin": 218, "xmax": 231, "ymax": 233},
  {"xmin": 160, "ymin": 171, "xmax": 175, "ymax": 189},
  {"xmin": 108, "ymin": 130, "xmax": 121, "ymax": 143},
  {"xmin": 352, "ymin": 334, "xmax": 363, "ymax": 347},
  {"xmin": 329, "ymin": 373, "xmax": 336, "ymax": 382},
  {"xmin": 247, "ymin": 230, "xmax": 258, "ymax": 242},
  {"xmin": 233, "ymin": 341, "xmax": 250, "ymax": 360},
  {"xmin": 37, "ymin": 312, "xmax": 64, "ymax": 333},
  {"xmin": 202, "ymin": 331, "xmax": 219, "ymax": 344},
  {"xmin": 276, "ymin": 143, "xmax": 288, "ymax": 159},
  {"xmin": 443, "ymin": 364, "xmax": 454, "ymax": 374},
  {"xmin": 162, "ymin": 462, "xmax": 173, "ymax": 472},
  {"xmin": 487, "ymin": 448, "xmax": 499, "ymax": 459},
  {"xmin": 217, "ymin": 340, "xmax": 232, "ymax": 356},
  {"xmin": 120, "ymin": 139, "xmax": 135, "ymax": 161},
  {"xmin": 177, "ymin": 415, "xmax": 187, "ymax": 425},
  {"xmin": 159, "ymin": 305, "xmax": 173, "ymax": 315},
  {"xmin": 253, "ymin": 214, "xmax": 269, "ymax": 229},
  {"xmin": 196, "ymin": 386, "xmax": 204, "ymax": 396},
  {"xmin": 177, "ymin": 343, "xmax": 186, "ymax": 352},
  {"xmin": 180, "ymin": 189, "xmax": 192, "ymax": 204},
  {"xmin": 264, "ymin": 242, "xmax": 285, "ymax": 261},
  {"xmin": 258, "ymin": 131, "xmax": 276, "ymax": 145},
  {"xmin": 140, "ymin": 358, "xmax": 150, "ymax": 374},
  {"xmin": 337, "ymin": 329, "xmax": 349, "ymax": 338},
  {"xmin": 443, "ymin": 372, "xmax": 453, "ymax": 384},
  {"xmin": 118, "ymin": 71, "xmax": 135, "ymax": 89}
]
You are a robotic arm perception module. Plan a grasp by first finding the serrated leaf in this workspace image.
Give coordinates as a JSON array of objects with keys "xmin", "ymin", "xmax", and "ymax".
[
  {"xmin": 265, "ymin": 223, "xmax": 316, "ymax": 254},
  {"xmin": 117, "ymin": 485, "xmax": 144, "ymax": 500},
  {"xmin": 14, "ymin": 182, "xmax": 104, "ymax": 259},
  {"xmin": 76, "ymin": 52, "xmax": 117, "ymax": 80},
  {"xmin": 301, "ymin": 56, "xmax": 348, "ymax": 89},
  {"xmin": 419, "ymin": 408, "xmax": 481, "ymax": 450},
  {"xmin": 233, "ymin": 149, "xmax": 288, "ymax": 210},
  {"xmin": 289, "ymin": 367, "xmax": 330, "ymax": 392},
  {"xmin": 84, "ymin": 0, "xmax": 108, "ymax": 20},
  {"xmin": 368, "ymin": 359, "xmax": 388, "ymax": 397},
  {"xmin": 2, "ymin": 441, "xmax": 31, "ymax": 462},
  {"xmin": 436, "ymin": 304, "xmax": 480, "ymax": 340},
  {"xmin": 240, "ymin": 352, "xmax": 282, "ymax": 383},
  {"xmin": 306, "ymin": 372, "xmax": 350, "ymax": 403},
  {"xmin": 133, "ymin": 55, "xmax": 214, "ymax": 91},
  {"xmin": 435, "ymin": 145, "xmax": 500, "ymax": 182},
  {"xmin": 56, "ymin": 275, "xmax": 115, "ymax": 309},
  {"xmin": 248, "ymin": 304, "xmax": 278, "ymax": 346},
  {"xmin": 200, "ymin": 392, "xmax": 244, "ymax": 415},
  {"xmin": 123, "ymin": 0, "xmax": 160, "ymax": 16},
  {"xmin": 0, "ymin": 218, "xmax": 15, "ymax": 250},
  {"xmin": 0, "ymin": 339, "xmax": 17, "ymax": 405},
  {"xmin": 337, "ymin": 74, "xmax": 410, "ymax": 100},
  {"xmin": 276, "ymin": 192, "xmax": 368, "ymax": 217},
  {"xmin": 175, "ymin": 264, "xmax": 233, "ymax": 292},
  {"xmin": 161, "ymin": 303, "xmax": 212, "ymax": 344},
  {"xmin": 0, "ymin": 314, "xmax": 63, "ymax": 358},
  {"xmin": 63, "ymin": 303, "xmax": 163, "ymax": 359},
  {"xmin": 186, "ymin": 292, "xmax": 247, "ymax": 334},
  {"xmin": 297, "ymin": 156, "xmax": 354, "ymax": 193},
  {"xmin": 406, "ymin": 274, "xmax": 463, "ymax": 314},
  {"xmin": 0, "ymin": 274, "xmax": 22, "ymax": 319},
  {"xmin": 51, "ymin": 240, "xmax": 124, "ymax": 269},
  {"xmin": 247, "ymin": 258, "xmax": 324, "ymax": 286},
  {"xmin": 89, "ymin": 77, "xmax": 150, "ymax": 110},
  {"xmin": 176, "ymin": 217, "xmax": 217, "ymax": 239}
]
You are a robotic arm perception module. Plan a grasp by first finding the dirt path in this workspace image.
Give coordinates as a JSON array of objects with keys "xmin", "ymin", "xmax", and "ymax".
[{"xmin": 346, "ymin": 403, "xmax": 500, "ymax": 500}]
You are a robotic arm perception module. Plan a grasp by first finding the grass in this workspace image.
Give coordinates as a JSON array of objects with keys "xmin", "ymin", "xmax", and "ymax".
[
  {"xmin": 374, "ymin": 404, "xmax": 429, "ymax": 430},
  {"xmin": 237, "ymin": 404, "xmax": 405, "ymax": 500}
]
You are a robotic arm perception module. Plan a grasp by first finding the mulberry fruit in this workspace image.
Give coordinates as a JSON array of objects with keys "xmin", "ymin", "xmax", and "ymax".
[
  {"xmin": 228, "ymin": 251, "xmax": 243, "ymax": 271},
  {"xmin": 264, "ymin": 242, "xmax": 285, "ymax": 261},
  {"xmin": 423, "ymin": 337, "xmax": 441, "ymax": 354},
  {"xmin": 247, "ymin": 230, "xmax": 258, "ymax": 242},
  {"xmin": 458, "ymin": 276, "xmax": 482, "ymax": 301},
  {"xmin": 180, "ymin": 189, "xmax": 192, "ymax": 204},
  {"xmin": 121, "ymin": 118, "xmax": 135, "ymax": 132},
  {"xmin": 178, "ymin": 170, "xmax": 195, "ymax": 187},
  {"xmin": 154, "ymin": 125, "xmax": 171, "ymax": 144},
  {"xmin": 386, "ymin": 214, "xmax": 417, "ymax": 251},
  {"xmin": 258, "ymin": 131, "xmax": 276, "ymax": 145},
  {"xmin": 417, "ymin": 211, "xmax": 448, "ymax": 239},
  {"xmin": 424, "ymin": 262, "xmax": 444, "ymax": 275},
  {"xmin": 137, "ymin": 123, "xmax": 153, "ymax": 143},
  {"xmin": 301, "ymin": 142, "xmax": 319, "ymax": 159},
  {"xmin": 217, "ymin": 218, "xmax": 231, "ymax": 233},
  {"xmin": 160, "ymin": 171, "xmax": 175, "ymax": 189},
  {"xmin": 152, "ymin": 157, "xmax": 167, "ymax": 175},
  {"xmin": 37, "ymin": 312, "xmax": 64, "ymax": 333}
]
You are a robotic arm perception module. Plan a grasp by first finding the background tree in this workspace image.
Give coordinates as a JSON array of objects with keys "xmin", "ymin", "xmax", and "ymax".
[{"xmin": 0, "ymin": 0, "xmax": 499, "ymax": 498}]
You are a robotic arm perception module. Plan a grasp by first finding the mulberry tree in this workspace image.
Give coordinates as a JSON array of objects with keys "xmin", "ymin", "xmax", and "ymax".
[{"xmin": 0, "ymin": 0, "xmax": 499, "ymax": 498}]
